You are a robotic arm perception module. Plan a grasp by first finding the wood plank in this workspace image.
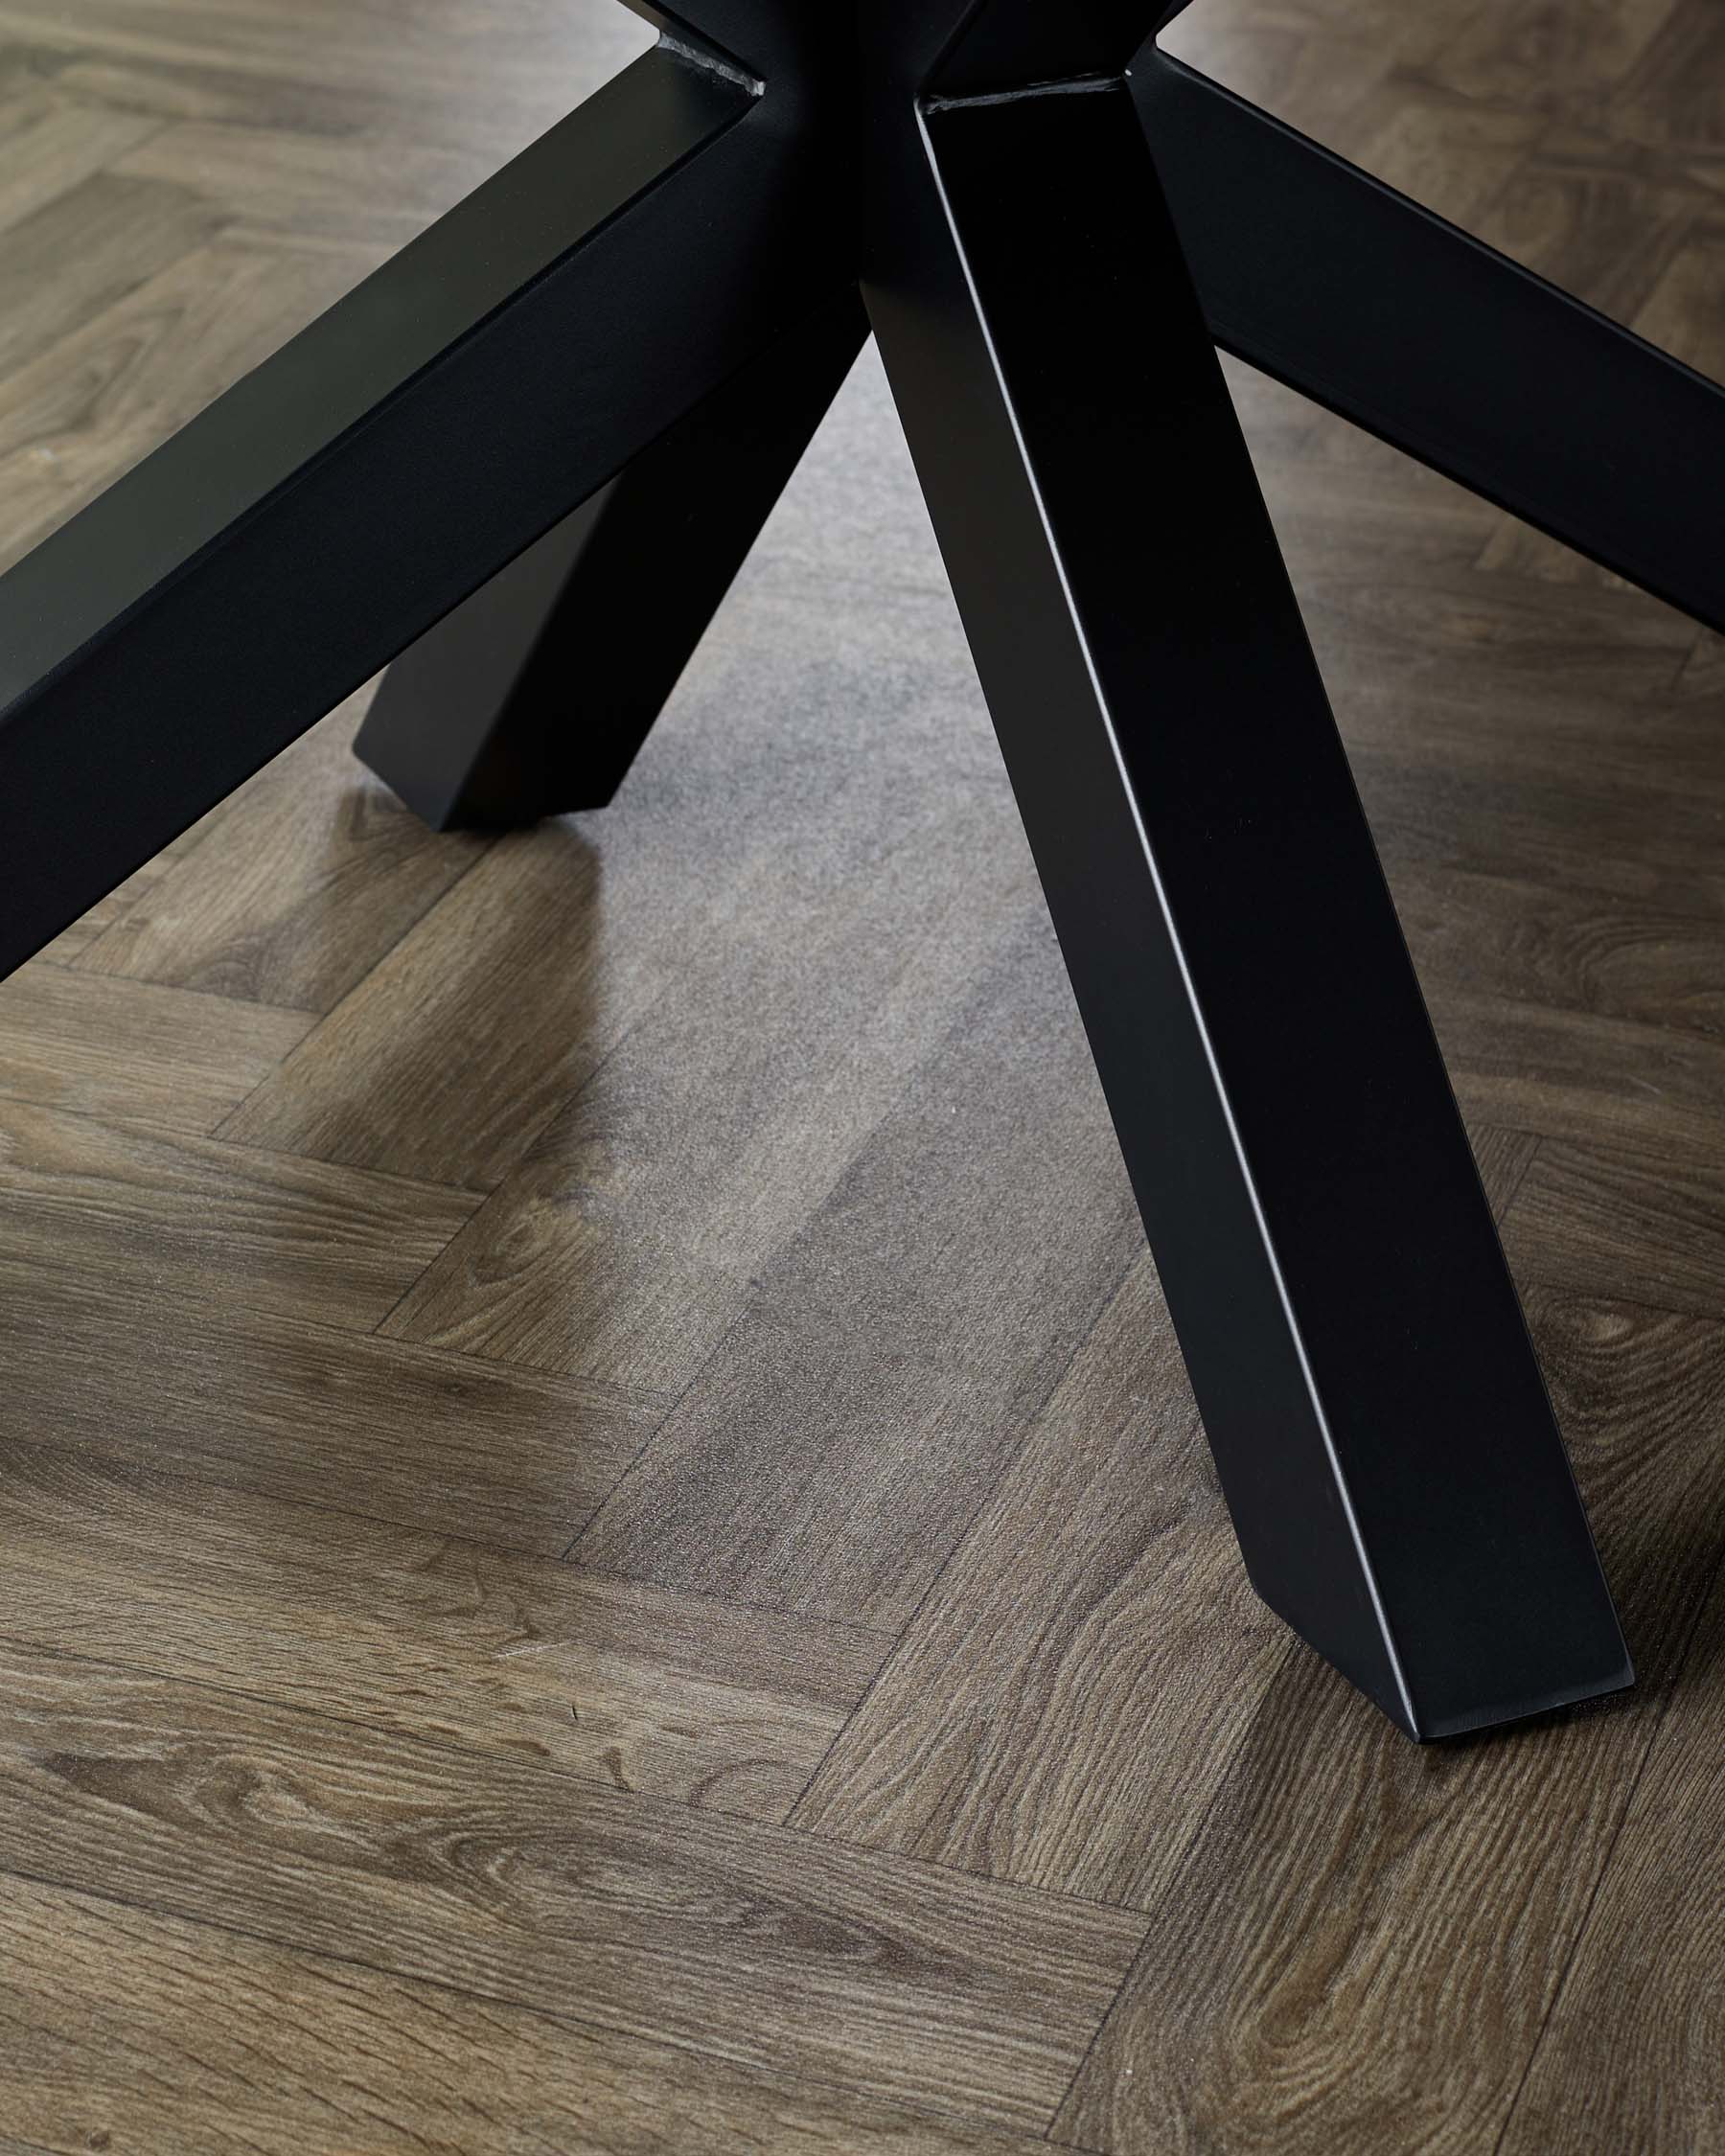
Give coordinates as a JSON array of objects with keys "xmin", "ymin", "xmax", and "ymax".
[
  {"xmin": 576, "ymin": 1317, "xmax": 1052, "ymax": 1634},
  {"xmin": 52, "ymin": 44, "xmax": 400, "ymax": 131},
  {"xmin": 0, "ymin": 1097, "xmax": 477, "ymax": 1331},
  {"xmin": 1388, "ymin": 861, "xmax": 1725, "ymax": 1036},
  {"xmin": 1303, "ymin": 566, "xmax": 1695, "ymax": 714},
  {"xmin": 0, "ymin": 1644, "xmax": 1145, "ymax": 2131},
  {"xmin": 1620, "ymin": 0, "xmax": 1725, "ymax": 151},
  {"xmin": 1254, "ymin": 438, "xmax": 1499, "ymax": 584},
  {"xmin": 0, "ymin": 237, "xmax": 377, "ymax": 574},
  {"xmin": 1438, "ymin": 992, "xmax": 1725, "ymax": 1158},
  {"xmin": 77, "ymin": 694, "xmax": 492, "ymax": 1013},
  {"xmin": 380, "ymin": 787, "xmax": 1033, "ymax": 1391},
  {"xmin": 1352, "ymin": 664, "xmax": 1725, "ymax": 840},
  {"xmin": 1158, "ymin": 3, "xmax": 1402, "ymax": 149},
  {"xmin": 792, "ymin": 1125, "xmax": 1536, "ymax": 1899},
  {"xmin": 0, "ymin": 0, "xmax": 655, "ymax": 122},
  {"xmin": 1677, "ymin": 624, "xmax": 1725, "ymax": 703},
  {"xmin": 0, "ymin": 1873, "xmax": 1051, "ymax": 2156},
  {"xmin": 222, "ymin": 578, "xmax": 1008, "ymax": 1192},
  {"xmin": 739, "ymin": 914, "xmax": 1141, "ymax": 1388},
  {"xmin": 0, "ymin": 170, "xmax": 221, "ymax": 380},
  {"xmin": 19, "ymin": 837, "xmax": 196, "ymax": 966},
  {"xmin": 1468, "ymin": 1120, "xmax": 1543, "ymax": 1215},
  {"xmin": 1631, "ymin": 216, "xmax": 1725, "ymax": 376},
  {"xmin": 1472, "ymin": 123, "xmax": 1711, "ymax": 315},
  {"xmin": 1346, "ymin": 84, "xmax": 1544, "ymax": 226},
  {"xmin": 41, "ymin": 48, "xmax": 623, "ymax": 163},
  {"xmin": 574, "ymin": 916, "xmax": 1144, "ymax": 1627},
  {"xmin": 0, "ymin": 966, "xmax": 310, "ymax": 1129},
  {"xmin": 0, "ymin": 86, "xmax": 159, "ymax": 233},
  {"xmin": 0, "ymin": 1441, "xmax": 886, "ymax": 1822},
  {"xmin": 1504, "ymin": 1134, "xmax": 1725, "ymax": 1319},
  {"xmin": 1499, "ymin": 1526, "xmax": 1725, "ymax": 2150},
  {"xmin": 791, "ymin": 1255, "xmax": 1287, "ymax": 1903},
  {"xmin": 0, "ymin": 1253, "xmax": 653, "ymax": 1552},
  {"xmin": 218, "ymin": 821, "xmax": 683, "ymax": 1192},
  {"xmin": 111, "ymin": 117, "xmax": 503, "ymax": 247},
  {"xmin": 1361, "ymin": 745, "xmax": 1725, "ymax": 934},
  {"xmin": 1054, "ymin": 1278, "xmax": 1725, "ymax": 2153},
  {"xmin": 1421, "ymin": 0, "xmax": 1683, "ymax": 126}
]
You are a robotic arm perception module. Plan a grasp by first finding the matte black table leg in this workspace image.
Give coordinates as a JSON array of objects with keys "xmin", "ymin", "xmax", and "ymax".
[
  {"xmin": 0, "ymin": 0, "xmax": 1649, "ymax": 1741},
  {"xmin": 865, "ymin": 55, "xmax": 1630, "ymax": 1736},
  {"xmin": 1136, "ymin": 48, "xmax": 1725, "ymax": 631},
  {"xmin": 0, "ymin": 29, "xmax": 846, "ymax": 975},
  {"xmin": 356, "ymin": 290, "xmax": 869, "ymax": 830}
]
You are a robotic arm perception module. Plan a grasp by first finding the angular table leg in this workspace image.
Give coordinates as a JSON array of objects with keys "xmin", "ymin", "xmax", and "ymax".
[
  {"xmin": 1136, "ymin": 48, "xmax": 1725, "ymax": 633},
  {"xmin": 0, "ymin": 39, "xmax": 843, "ymax": 975},
  {"xmin": 866, "ymin": 66, "xmax": 1631, "ymax": 1737},
  {"xmin": 356, "ymin": 290, "xmax": 868, "ymax": 829}
]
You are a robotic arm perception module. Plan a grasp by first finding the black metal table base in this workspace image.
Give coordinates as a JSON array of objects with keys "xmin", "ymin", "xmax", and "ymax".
[{"xmin": 10, "ymin": 0, "xmax": 1717, "ymax": 1738}]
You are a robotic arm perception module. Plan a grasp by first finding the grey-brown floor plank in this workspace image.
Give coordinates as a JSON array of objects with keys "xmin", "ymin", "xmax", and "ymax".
[
  {"xmin": 76, "ymin": 696, "xmax": 493, "ymax": 1013},
  {"xmin": 0, "ymin": 1440, "xmax": 887, "ymax": 1821},
  {"xmin": 1053, "ymin": 1279, "xmax": 1725, "ymax": 2153},
  {"xmin": 573, "ymin": 919, "xmax": 1143, "ymax": 1629},
  {"xmin": 0, "ymin": 1642, "xmax": 1145, "ymax": 2132},
  {"xmin": 1498, "ymin": 1540, "xmax": 1725, "ymax": 2153},
  {"xmin": 0, "ymin": 1872, "xmax": 1057, "ymax": 2156},
  {"xmin": 0, "ymin": 1253, "xmax": 657, "ymax": 1553},
  {"xmin": 0, "ymin": 967, "xmax": 311, "ymax": 1129},
  {"xmin": 0, "ymin": 1096, "xmax": 478, "ymax": 1331},
  {"xmin": 380, "ymin": 788, "xmax": 1032, "ymax": 1394}
]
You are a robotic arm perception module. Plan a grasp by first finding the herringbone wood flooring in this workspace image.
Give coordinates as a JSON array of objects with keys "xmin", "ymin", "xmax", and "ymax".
[{"xmin": 2, "ymin": 2, "xmax": 1724, "ymax": 2149}]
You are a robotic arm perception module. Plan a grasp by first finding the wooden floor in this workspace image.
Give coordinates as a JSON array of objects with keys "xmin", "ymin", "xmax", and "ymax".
[{"xmin": 2, "ymin": 0, "xmax": 1724, "ymax": 2147}]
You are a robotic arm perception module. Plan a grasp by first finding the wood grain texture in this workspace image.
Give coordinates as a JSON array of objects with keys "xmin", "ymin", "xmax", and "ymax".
[
  {"xmin": 1305, "ymin": 568, "xmax": 1695, "ymax": 714},
  {"xmin": 793, "ymin": 1130, "xmax": 1538, "ymax": 1901},
  {"xmin": 1506, "ymin": 1135, "xmax": 1725, "ymax": 1318},
  {"xmin": 574, "ymin": 919, "xmax": 1142, "ymax": 1627},
  {"xmin": 1617, "ymin": 0, "xmax": 1725, "ymax": 153},
  {"xmin": 1418, "ymin": 0, "xmax": 1683, "ymax": 125},
  {"xmin": 222, "ymin": 579, "xmax": 1008, "ymax": 1195},
  {"xmin": 1499, "ymin": 1536, "xmax": 1725, "ymax": 2151},
  {"xmin": 0, "ymin": 1643, "xmax": 1145, "ymax": 2131},
  {"xmin": 4, "ymin": 0, "xmax": 1725, "ymax": 2145},
  {"xmin": 1055, "ymin": 1279, "xmax": 1725, "ymax": 2153},
  {"xmin": 111, "ymin": 119, "xmax": 518, "ymax": 248},
  {"xmin": 0, "ymin": 1254, "xmax": 655, "ymax": 1552},
  {"xmin": 1387, "ymin": 863, "xmax": 1725, "ymax": 1034},
  {"xmin": 1677, "ymin": 625, "xmax": 1725, "ymax": 704},
  {"xmin": 0, "ymin": 964, "xmax": 311, "ymax": 1127},
  {"xmin": 0, "ymin": 1875, "xmax": 1054, "ymax": 2156},
  {"xmin": 1634, "ymin": 217, "xmax": 1725, "ymax": 376},
  {"xmin": 791, "ymin": 1256, "xmax": 1288, "ymax": 1903},
  {"xmin": 0, "ymin": 235, "xmax": 371, "ymax": 574},
  {"xmin": 0, "ymin": 1096, "xmax": 478, "ymax": 1330},
  {"xmin": 77, "ymin": 696, "xmax": 492, "ymax": 1012},
  {"xmin": 1439, "ymin": 991, "xmax": 1725, "ymax": 1158},
  {"xmin": 0, "ymin": 170, "xmax": 221, "ymax": 378},
  {"xmin": 218, "ymin": 822, "xmax": 670, "ymax": 1190},
  {"xmin": 0, "ymin": 84, "xmax": 159, "ymax": 231},
  {"xmin": 21, "ymin": 836, "xmax": 195, "ymax": 965},
  {"xmin": 380, "ymin": 787, "xmax": 1031, "ymax": 1392},
  {"xmin": 0, "ymin": 1441, "xmax": 886, "ymax": 1820}
]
